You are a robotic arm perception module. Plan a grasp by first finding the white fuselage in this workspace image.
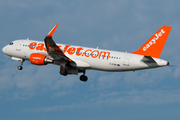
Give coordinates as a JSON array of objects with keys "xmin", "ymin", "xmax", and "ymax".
[{"xmin": 2, "ymin": 39, "xmax": 168, "ymax": 72}]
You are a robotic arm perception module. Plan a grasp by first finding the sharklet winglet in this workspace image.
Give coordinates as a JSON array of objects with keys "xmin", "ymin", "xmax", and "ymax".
[{"xmin": 47, "ymin": 24, "xmax": 59, "ymax": 38}]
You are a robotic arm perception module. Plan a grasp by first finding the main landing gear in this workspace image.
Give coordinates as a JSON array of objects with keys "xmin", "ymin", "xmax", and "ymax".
[
  {"xmin": 17, "ymin": 59, "xmax": 25, "ymax": 70},
  {"xmin": 79, "ymin": 69, "xmax": 88, "ymax": 82},
  {"xmin": 60, "ymin": 62, "xmax": 68, "ymax": 76},
  {"xmin": 60, "ymin": 68, "xmax": 68, "ymax": 76},
  {"xmin": 60, "ymin": 66, "xmax": 88, "ymax": 82}
]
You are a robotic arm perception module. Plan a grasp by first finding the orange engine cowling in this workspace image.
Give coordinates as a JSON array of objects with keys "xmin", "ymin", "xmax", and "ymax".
[{"xmin": 30, "ymin": 53, "xmax": 53, "ymax": 65}]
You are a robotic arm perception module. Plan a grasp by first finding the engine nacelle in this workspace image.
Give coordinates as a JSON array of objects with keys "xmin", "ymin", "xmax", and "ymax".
[{"xmin": 30, "ymin": 53, "xmax": 53, "ymax": 65}]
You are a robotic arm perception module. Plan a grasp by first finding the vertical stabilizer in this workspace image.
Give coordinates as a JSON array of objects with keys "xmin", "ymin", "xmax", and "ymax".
[{"xmin": 132, "ymin": 26, "xmax": 172, "ymax": 58}]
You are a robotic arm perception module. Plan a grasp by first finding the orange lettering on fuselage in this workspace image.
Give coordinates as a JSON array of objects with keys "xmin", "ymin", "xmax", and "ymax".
[
  {"xmin": 76, "ymin": 47, "xmax": 84, "ymax": 56},
  {"xmin": 98, "ymin": 51, "xmax": 110, "ymax": 59},
  {"xmin": 29, "ymin": 42, "xmax": 110, "ymax": 60},
  {"xmin": 68, "ymin": 47, "xmax": 76, "ymax": 55},
  {"xmin": 36, "ymin": 43, "xmax": 44, "ymax": 51},
  {"xmin": 84, "ymin": 49, "xmax": 92, "ymax": 57},
  {"xmin": 29, "ymin": 42, "xmax": 37, "ymax": 50},
  {"xmin": 63, "ymin": 45, "xmax": 71, "ymax": 53},
  {"xmin": 91, "ymin": 50, "xmax": 99, "ymax": 58}
]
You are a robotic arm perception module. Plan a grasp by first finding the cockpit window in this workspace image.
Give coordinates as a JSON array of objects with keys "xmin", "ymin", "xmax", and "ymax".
[{"xmin": 9, "ymin": 42, "xmax": 13, "ymax": 45}]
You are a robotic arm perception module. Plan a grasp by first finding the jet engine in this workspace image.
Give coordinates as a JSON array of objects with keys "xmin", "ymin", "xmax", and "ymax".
[{"xmin": 30, "ymin": 53, "xmax": 53, "ymax": 65}]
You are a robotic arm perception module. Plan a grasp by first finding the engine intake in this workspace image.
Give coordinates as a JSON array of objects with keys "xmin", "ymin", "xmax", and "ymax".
[{"xmin": 30, "ymin": 53, "xmax": 53, "ymax": 65}]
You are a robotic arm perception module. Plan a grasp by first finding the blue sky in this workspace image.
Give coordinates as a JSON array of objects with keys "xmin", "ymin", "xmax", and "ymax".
[{"xmin": 1, "ymin": 0, "xmax": 180, "ymax": 120}]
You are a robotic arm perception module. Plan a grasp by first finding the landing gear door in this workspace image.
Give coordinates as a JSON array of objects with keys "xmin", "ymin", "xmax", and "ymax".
[
  {"xmin": 16, "ymin": 41, "xmax": 23, "ymax": 51},
  {"xmin": 123, "ymin": 53, "xmax": 131, "ymax": 66}
]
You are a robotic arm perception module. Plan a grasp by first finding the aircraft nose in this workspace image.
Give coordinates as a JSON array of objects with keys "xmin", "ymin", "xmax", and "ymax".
[{"xmin": 2, "ymin": 46, "xmax": 8, "ymax": 54}]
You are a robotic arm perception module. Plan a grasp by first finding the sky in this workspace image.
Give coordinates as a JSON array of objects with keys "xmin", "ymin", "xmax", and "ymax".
[{"xmin": 0, "ymin": 0, "xmax": 180, "ymax": 120}]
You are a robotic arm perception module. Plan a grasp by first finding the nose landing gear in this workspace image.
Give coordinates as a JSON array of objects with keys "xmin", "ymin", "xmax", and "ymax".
[
  {"xmin": 17, "ymin": 66, "xmax": 23, "ymax": 70},
  {"xmin": 17, "ymin": 59, "xmax": 25, "ymax": 70}
]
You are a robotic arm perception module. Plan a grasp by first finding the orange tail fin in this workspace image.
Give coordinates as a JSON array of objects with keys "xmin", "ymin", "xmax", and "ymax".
[{"xmin": 132, "ymin": 26, "xmax": 172, "ymax": 58}]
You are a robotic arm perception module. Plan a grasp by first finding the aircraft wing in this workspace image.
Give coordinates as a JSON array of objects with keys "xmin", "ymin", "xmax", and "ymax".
[
  {"xmin": 44, "ymin": 24, "xmax": 91, "ymax": 68},
  {"xmin": 44, "ymin": 24, "xmax": 71, "ymax": 61}
]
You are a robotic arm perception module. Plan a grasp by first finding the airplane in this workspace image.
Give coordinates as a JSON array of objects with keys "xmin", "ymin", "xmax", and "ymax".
[{"xmin": 2, "ymin": 24, "xmax": 172, "ymax": 82}]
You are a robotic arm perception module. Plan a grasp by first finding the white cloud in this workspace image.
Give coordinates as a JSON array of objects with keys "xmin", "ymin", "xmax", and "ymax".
[
  {"xmin": 174, "ymin": 67, "xmax": 180, "ymax": 78},
  {"xmin": 51, "ymin": 92, "xmax": 66, "ymax": 98},
  {"xmin": 96, "ymin": 73, "xmax": 122, "ymax": 90},
  {"xmin": 105, "ymin": 90, "xmax": 180, "ymax": 105},
  {"xmin": 24, "ymin": 89, "xmax": 180, "ymax": 113},
  {"xmin": 24, "ymin": 103, "xmax": 91, "ymax": 113},
  {"xmin": 88, "ymin": 66, "xmax": 173, "ymax": 91},
  {"xmin": 0, "ymin": 59, "xmax": 79, "ymax": 99}
]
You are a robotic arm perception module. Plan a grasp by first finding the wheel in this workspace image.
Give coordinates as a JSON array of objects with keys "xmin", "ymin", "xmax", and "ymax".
[
  {"xmin": 80, "ymin": 75, "xmax": 88, "ymax": 82},
  {"xmin": 17, "ymin": 66, "xmax": 23, "ymax": 70},
  {"xmin": 60, "ymin": 69, "xmax": 68, "ymax": 76}
]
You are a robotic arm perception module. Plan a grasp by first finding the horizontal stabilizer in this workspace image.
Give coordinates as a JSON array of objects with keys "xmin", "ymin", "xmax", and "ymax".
[{"xmin": 141, "ymin": 55, "xmax": 156, "ymax": 63}]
